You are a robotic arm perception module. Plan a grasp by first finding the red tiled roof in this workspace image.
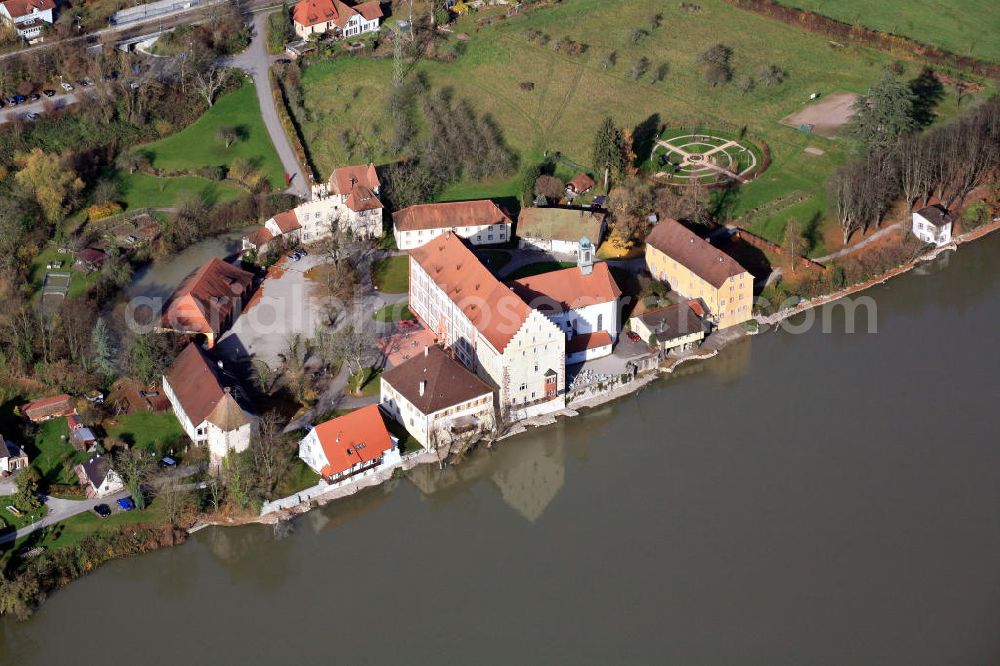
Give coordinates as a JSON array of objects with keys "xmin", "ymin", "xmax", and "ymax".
[
  {"xmin": 76, "ymin": 248, "xmax": 107, "ymax": 265},
  {"xmin": 20, "ymin": 394, "xmax": 74, "ymax": 421},
  {"xmin": 354, "ymin": 0, "xmax": 382, "ymax": 20},
  {"xmin": 160, "ymin": 258, "xmax": 253, "ymax": 338},
  {"xmin": 510, "ymin": 262, "xmax": 621, "ymax": 312},
  {"xmin": 329, "ymin": 163, "xmax": 380, "ymax": 195},
  {"xmin": 409, "ymin": 232, "xmax": 531, "ymax": 353},
  {"xmin": 248, "ymin": 227, "xmax": 274, "ymax": 248},
  {"xmin": 645, "ymin": 219, "xmax": 749, "ymax": 289},
  {"xmin": 1, "ymin": 0, "xmax": 55, "ymax": 19},
  {"xmin": 345, "ymin": 183, "xmax": 384, "ymax": 212},
  {"xmin": 312, "ymin": 404, "xmax": 394, "ymax": 478},
  {"xmin": 393, "ymin": 200, "xmax": 511, "ymax": 232},
  {"xmin": 567, "ymin": 173, "xmax": 595, "ymax": 193},
  {"xmin": 566, "ymin": 330, "xmax": 612, "ymax": 354},
  {"xmin": 272, "ymin": 209, "xmax": 301, "ymax": 234}
]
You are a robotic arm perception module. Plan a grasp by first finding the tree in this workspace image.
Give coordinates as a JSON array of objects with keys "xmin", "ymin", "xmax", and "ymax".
[
  {"xmin": 534, "ymin": 174, "xmax": 565, "ymax": 200},
  {"xmin": 12, "ymin": 470, "xmax": 42, "ymax": 514},
  {"xmin": 250, "ymin": 412, "xmax": 292, "ymax": 499},
  {"xmin": 114, "ymin": 447, "xmax": 152, "ymax": 509},
  {"xmin": 115, "ymin": 150, "xmax": 148, "ymax": 175},
  {"xmin": 216, "ymin": 125, "xmax": 239, "ymax": 148},
  {"xmin": 329, "ymin": 324, "xmax": 376, "ymax": 376},
  {"xmin": 90, "ymin": 318, "xmax": 115, "ymax": 377},
  {"xmin": 592, "ymin": 116, "xmax": 627, "ymax": 190},
  {"xmin": 609, "ymin": 177, "xmax": 655, "ymax": 243},
  {"xmin": 846, "ymin": 71, "xmax": 917, "ymax": 149},
  {"xmin": 651, "ymin": 62, "xmax": 669, "ymax": 84},
  {"xmin": 279, "ymin": 333, "xmax": 309, "ymax": 402},
  {"xmin": 757, "ymin": 64, "xmax": 786, "ymax": 86},
  {"xmin": 191, "ymin": 62, "xmax": 232, "ymax": 107},
  {"xmin": 782, "ymin": 218, "xmax": 806, "ymax": 272},
  {"xmin": 13, "ymin": 149, "xmax": 85, "ymax": 224},
  {"xmin": 266, "ymin": 5, "xmax": 295, "ymax": 52},
  {"xmin": 125, "ymin": 332, "xmax": 172, "ymax": 385},
  {"xmin": 698, "ymin": 43, "xmax": 733, "ymax": 85},
  {"xmin": 630, "ymin": 57, "xmax": 650, "ymax": 81}
]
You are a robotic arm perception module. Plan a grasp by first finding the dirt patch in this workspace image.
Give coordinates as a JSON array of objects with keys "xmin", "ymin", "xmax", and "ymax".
[
  {"xmin": 804, "ymin": 146, "xmax": 825, "ymax": 156},
  {"xmin": 780, "ymin": 93, "xmax": 857, "ymax": 137}
]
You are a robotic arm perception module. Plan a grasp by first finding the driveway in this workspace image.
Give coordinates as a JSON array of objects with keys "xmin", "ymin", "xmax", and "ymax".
[
  {"xmin": 0, "ymin": 490, "xmax": 129, "ymax": 546},
  {"xmin": 223, "ymin": 10, "xmax": 313, "ymax": 200}
]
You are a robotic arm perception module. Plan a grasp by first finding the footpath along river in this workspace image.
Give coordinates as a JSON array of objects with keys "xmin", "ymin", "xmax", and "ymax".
[{"xmin": 2, "ymin": 233, "xmax": 1000, "ymax": 665}]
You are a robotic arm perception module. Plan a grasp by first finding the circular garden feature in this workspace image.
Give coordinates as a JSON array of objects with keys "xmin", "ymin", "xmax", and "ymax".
[{"xmin": 649, "ymin": 127, "xmax": 766, "ymax": 186}]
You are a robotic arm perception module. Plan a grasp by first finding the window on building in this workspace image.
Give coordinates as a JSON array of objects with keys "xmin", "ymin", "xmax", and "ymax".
[{"xmin": 519, "ymin": 383, "xmax": 527, "ymax": 391}]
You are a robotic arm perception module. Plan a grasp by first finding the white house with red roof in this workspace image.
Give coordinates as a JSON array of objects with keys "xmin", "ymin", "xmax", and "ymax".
[
  {"xmin": 291, "ymin": 0, "xmax": 382, "ymax": 40},
  {"xmin": 509, "ymin": 251, "xmax": 622, "ymax": 365},
  {"xmin": 0, "ymin": 0, "xmax": 55, "ymax": 42},
  {"xmin": 298, "ymin": 404, "xmax": 401, "ymax": 483},
  {"xmin": 393, "ymin": 200, "xmax": 512, "ymax": 251},
  {"xmin": 243, "ymin": 163, "xmax": 383, "ymax": 253},
  {"xmin": 409, "ymin": 232, "xmax": 566, "ymax": 419}
]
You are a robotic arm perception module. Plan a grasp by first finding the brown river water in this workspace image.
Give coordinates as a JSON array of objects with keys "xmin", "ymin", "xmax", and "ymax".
[{"xmin": 2, "ymin": 232, "xmax": 1000, "ymax": 665}]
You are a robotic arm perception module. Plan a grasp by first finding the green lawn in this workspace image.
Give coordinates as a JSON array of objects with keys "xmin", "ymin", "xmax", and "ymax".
[
  {"xmin": 373, "ymin": 302, "xmax": 415, "ymax": 322},
  {"xmin": 27, "ymin": 246, "xmax": 99, "ymax": 300},
  {"xmin": 777, "ymin": 0, "xmax": 1000, "ymax": 63},
  {"xmin": 506, "ymin": 260, "xmax": 576, "ymax": 280},
  {"xmin": 297, "ymin": 0, "xmax": 991, "ymax": 246},
  {"xmin": 372, "ymin": 255, "xmax": 409, "ymax": 293},
  {"xmin": 479, "ymin": 249, "xmax": 513, "ymax": 272},
  {"xmin": 133, "ymin": 84, "xmax": 286, "ymax": 189},
  {"xmin": 28, "ymin": 418, "xmax": 87, "ymax": 486},
  {"xmin": 0, "ymin": 504, "xmax": 48, "ymax": 531},
  {"xmin": 347, "ymin": 366, "xmax": 382, "ymax": 397},
  {"xmin": 275, "ymin": 458, "xmax": 321, "ymax": 497},
  {"xmin": 117, "ymin": 171, "xmax": 245, "ymax": 210},
  {"xmin": 106, "ymin": 412, "xmax": 184, "ymax": 456}
]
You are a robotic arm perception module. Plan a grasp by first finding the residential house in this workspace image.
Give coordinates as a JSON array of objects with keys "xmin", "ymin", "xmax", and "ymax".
[
  {"xmin": 409, "ymin": 232, "xmax": 566, "ymax": 419},
  {"xmin": 20, "ymin": 394, "xmax": 75, "ymax": 422},
  {"xmin": 517, "ymin": 207, "xmax": 608, "ymax": 254},
  {"xmin": 509, "ymin": 254, "xmax": 622, "ymax": 365},
  {"xmin": 66, "ymin": 414, "xmax": 98, "ymax": 451},
  {"xmin": 162, "ymin": 343, "xmax": 257, "ymax": 468},
  {"xmin": 566, "ymin": 173, "xmax": 596, "ymax": 197},
  {"xmin": 630, "ymin": 302, "xmax": 706, "ymax": 355},
  {"xmin": 393, "ymin": 200, "xmax": 512, "ymax": 251},
  {"xmin": 644, "ymin": 219, "xmax": 753, "ymax": 330},
  {"xmin": 74, "ymin": 454, "xmax": 124, "ymax": 498},
  {"xmin": 380, "ymin": 345, "xmax": 496, "ymax": 450},
  {"xmin": 0, "ymin": 0, "xmax": 55, "ymax": 41},
  {"xmin": 292, "ymin": 0, "xmax": 382, "ymax": 41},
  {"xmin": 244, "ymin": 167, "xmax": 386, "ymax": 253},
  {"xmin": 158, "ymin": 257, "xmax": 254, "ymax": 348},
  {"xmin": 74, "ymin": 247, "xmax": 107, "ymax": 272},
  {"xmin": 298, "ymin": 404, "xmax": 401, "ymax": 483},
  {"xmin": 0, "ymin": 440, "xmax": 29, "ymax": 475},
  {"xmin": 912, "ymin": 205, "xmax": 953, "ymax": 247}
]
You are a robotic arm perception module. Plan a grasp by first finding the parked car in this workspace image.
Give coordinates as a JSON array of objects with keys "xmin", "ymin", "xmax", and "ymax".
[
  {"xmin": 286, "ymin": 252, "xmax": 300, "ymax": 262},
  {"xmin": 25, "ymin": 112, "xmax": 39, "ymax": 121},
  {"xmin": 117, "ymin": 497, "xmax": 136, "ymax": 512},
  {"xmin": 398, "ymin": 320, "xmax": 420, "ymax": 331},
  {"xmin": 297, "ymin": 249, "xmax": 308, "ymax": 257},
  {"xmin": 14, "ymin": 95, "xmax": 26, "ymax": 104},
  {"xmin": 28, "ymin": 93, "xmax": 40, "ymax": 101},
  {"xmin": 157, "ymin": 456, "xmax": 177, "ymax": 469},
  {"xmin": 93, "ymin": 504, "xmax": 112, "ymax": 518},
  {"xmin": 626, "ymin": 331, "xmax": 642, "ymax": 343},
  {"xmin": 60, "ymin": 81, "xmax": 74, "ymax": 91},
  {"xmin": 6, "ymin": 505, "xmax": 21, "ymax": 516},
  {"xmin": 0, "ymin": 100, "xmax": 5, "ymax": 109},
  {"xmin": 42, "ymin": 89, "xmax": 55, "ymax": 97},
  {"xmin": 5, "ymin": 96, "xmax": 17, "ymax": 106}
]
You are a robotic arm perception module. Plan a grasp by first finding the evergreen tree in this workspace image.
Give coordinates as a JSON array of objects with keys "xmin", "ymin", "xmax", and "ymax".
[
  {"xmin": 592, "ymin": 116, "xmax": 626, "ymax": 190},
  {"xmin": 847, "ymin": 71, "xmax": 917, "ymax": 149},
  {"xmin": 91, "ymin": 318, "xmax": 115, "ymax": 377}
]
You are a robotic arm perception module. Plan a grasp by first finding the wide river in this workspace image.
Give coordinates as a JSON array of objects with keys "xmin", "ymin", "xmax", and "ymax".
[{"xmin": 3, "ymin": 233, "xmax": 1000, "ymax": 665}]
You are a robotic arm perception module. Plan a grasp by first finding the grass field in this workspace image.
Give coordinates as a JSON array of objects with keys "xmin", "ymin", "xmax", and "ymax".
[
  {"xmin": 106, "ymin": 413, "xmax": 184, "ymax": 456},
  {"xmin": 298, "ymin": 0, "xmax": 990, "ymax": 248},
  {"xmin": 117, "ymin": 172, "xmax": 245, "ymax": 210},
  {"xmin": 28, "ymin": 418, "xmax": 88, "ymax": 486},
  {"xmin": 133, "ymin": 84, "xmax": 285, "ymax": 190},
  {"xmin": 27, "ymin": 246, "xmax": 99, "ymax": 300},
  {"xmin": 372, "ymin": 256, "xmax": 409, "ymax": 293},
  {"xmin": 373, "ymin": 302, "xmax": 415, "ymax": 322},
  {"xmin": 777, "ymin": 0, "xmax": 1000, "ymax": 63}
]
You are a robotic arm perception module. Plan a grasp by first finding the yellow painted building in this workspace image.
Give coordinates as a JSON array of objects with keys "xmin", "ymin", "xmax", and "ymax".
[{"xmin": 644, "ymin": 220, "xmax": 753, "ymax": 329}]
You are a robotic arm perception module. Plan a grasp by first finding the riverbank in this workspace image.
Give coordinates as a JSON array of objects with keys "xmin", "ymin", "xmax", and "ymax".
[{"xmin": 757, "ymin": 217, "xmax": 1000, "ymax": 327}]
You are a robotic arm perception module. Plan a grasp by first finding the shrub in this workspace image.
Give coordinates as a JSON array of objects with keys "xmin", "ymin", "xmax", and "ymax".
[
  {"xmin": 198, "ymin": 165, "xmax": 227, "ymax": 181},
  {"xmin": 631, "ymin": 57, "xmax": 651, "ymax": 81},
  {"xmin": 737, "ymin": 76, "xmax": 755, "ymax": 95},
  {"xmin": 87, "ymin": 202, "xmax": 124, "ymax": 221},
  {"xmin": 757, "ymin": 64, "xmax": 787, "ymax": 86}
]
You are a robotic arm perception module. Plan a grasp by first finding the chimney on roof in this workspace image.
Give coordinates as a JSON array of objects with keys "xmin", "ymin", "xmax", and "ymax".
[
  {"xmin": 419, "ymin": 380, "xmax": 427, "ymax": 397},
  {"xmin": 424, "ymin": 345, "xmax": 429, "ymax": 358},
  {"xmin": 217, "ymin": 360, "xmax": 224, "ymax": 369}
]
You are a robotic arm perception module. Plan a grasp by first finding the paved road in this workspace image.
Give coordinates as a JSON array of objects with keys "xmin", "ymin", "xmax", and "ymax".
[
  {"xmin": 223, "ymin": 10, "xmax": 313, "ymax": 200},
  {"xmin": 0, "ymin": 490, "xmax": 129, "ymax": 546}
]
